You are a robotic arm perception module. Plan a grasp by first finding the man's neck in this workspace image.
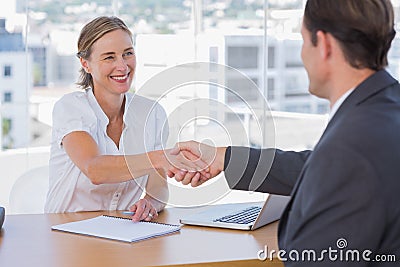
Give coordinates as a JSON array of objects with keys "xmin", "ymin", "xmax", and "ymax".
[{"xmin": 329, "ymin": 68, "xmax": 376, "ymax": 108}]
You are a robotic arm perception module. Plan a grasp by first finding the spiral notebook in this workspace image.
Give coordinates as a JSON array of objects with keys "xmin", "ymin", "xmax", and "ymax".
[{"xmin": 52, "ymin": 215, "xmax": 181, "ymax": 242}]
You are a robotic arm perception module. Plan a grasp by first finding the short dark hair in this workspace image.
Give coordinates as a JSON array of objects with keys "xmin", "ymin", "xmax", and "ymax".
[{"xmin": 304, "ymin": 0, "xmax": 395, "ymax": 71}]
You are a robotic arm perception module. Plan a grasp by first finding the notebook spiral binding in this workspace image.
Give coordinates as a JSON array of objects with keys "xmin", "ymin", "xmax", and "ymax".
[{"xmin": 102, "ymin": 215, "xmax": 180, "ymax": 228}]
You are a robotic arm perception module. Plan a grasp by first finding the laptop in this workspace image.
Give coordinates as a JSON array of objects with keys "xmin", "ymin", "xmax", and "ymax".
[{"xmin": 180, "ymin": 194, "xmax": 290, "ymax": 230}]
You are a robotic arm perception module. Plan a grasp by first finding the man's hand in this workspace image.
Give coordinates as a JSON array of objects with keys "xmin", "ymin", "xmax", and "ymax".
[
  {"xmin": 148, "ymin": 148, "xmax": 210, "ymax": 182},
  {"xmin": 168, "ymin": 141, "xmax": 227, "ymax": 187}
]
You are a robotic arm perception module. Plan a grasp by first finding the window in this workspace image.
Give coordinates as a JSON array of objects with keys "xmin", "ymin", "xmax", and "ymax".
[
  {"xmin": 2, "ymin": 117, "xmax": 13, "ymax": 149},
  {"xmin": 285, "ymin": 41, "xmax": 303, "ymax": 68},
  {"xmin": 209, "ymin": 47, "xmax": 219, "ymax": 63},
  {"xmin": 317, "ymin": 103, "xmax": 329, "ymax": 114},
  {"xmin": 2, "ymin": 0, "xmax": 400, "ymax": 212},
  {"xmin": 2, "ymin": 118, "xmax": 12, "ymax": 135},
  {"xmin": 226, "ymin": 77, "xmax": 259, "ymax": 103},
  {"xmin": 284, "ymin": 75, "xmax": 308, "ymax": 97},
  {"xmin": 2, "ymin": 1, "xmax": 399, "ymax": 149},
  {"xmin": 227, "ymin": 46, "xmax": 259, "ymax": 69},
  {"xmin": 285, "ymin": 104, "xmax": 311, "ymax": 113},
  {"xmin": 268, "ymin": 46, "xmax": 275, "ymax": 68},
  {"xmin": 3, "ymin": 65, "xmax": 12, "ymax": 77},
  {"xmin": 267, "ymin": 78, "xmax": 275, "ymax": 100},
  {"xmin": 3, "ymin": 92, "xmax": 12, "ymax": 103}
]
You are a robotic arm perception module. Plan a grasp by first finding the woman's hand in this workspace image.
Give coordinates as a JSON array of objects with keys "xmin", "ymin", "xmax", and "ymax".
[{"xmin": 128, "ymin": 198, "xmax": 158, "ymax": 222}]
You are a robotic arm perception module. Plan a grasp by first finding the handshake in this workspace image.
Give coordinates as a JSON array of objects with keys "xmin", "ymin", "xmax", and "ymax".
[{"xmin": 149, "ymin": 141, "xmax": 227, "ymax": 187}]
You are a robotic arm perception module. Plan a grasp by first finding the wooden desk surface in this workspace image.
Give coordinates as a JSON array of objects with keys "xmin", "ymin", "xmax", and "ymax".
[{"xmin": 0, "ymin": 208, "xmax": 283, "ymax": 267}]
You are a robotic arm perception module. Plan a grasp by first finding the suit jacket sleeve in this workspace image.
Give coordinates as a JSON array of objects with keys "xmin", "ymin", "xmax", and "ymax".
[{"xmin": 223, "ymin": 146, "xmax": 311, "ymax": 195}]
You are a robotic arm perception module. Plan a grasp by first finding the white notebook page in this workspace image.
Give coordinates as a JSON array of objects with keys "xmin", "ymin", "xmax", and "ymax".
[{"xmin": 52, "ymin": 215, "xmax": 181, "ymax": 242}]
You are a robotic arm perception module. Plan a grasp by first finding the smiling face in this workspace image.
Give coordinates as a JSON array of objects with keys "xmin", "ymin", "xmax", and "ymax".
[{"xmin": 81, "ymin": 29, "xmax": 136, "ymax": 97}]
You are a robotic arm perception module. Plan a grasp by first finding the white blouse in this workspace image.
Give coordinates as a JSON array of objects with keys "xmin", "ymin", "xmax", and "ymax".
[{"xmin": 44, "ymin": 88, "xmax": 168, "ymax": 213}]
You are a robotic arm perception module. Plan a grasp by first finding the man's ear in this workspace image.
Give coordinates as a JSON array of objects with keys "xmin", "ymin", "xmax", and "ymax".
[{"xmin": 316, "ymin": 30, "xmax": 332, "ymax": 60}]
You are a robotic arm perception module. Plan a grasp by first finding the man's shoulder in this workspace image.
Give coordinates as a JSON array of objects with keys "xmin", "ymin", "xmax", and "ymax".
[{"xmin": 329, "ymin": 90, "xmax": 399, "ymax": 139}]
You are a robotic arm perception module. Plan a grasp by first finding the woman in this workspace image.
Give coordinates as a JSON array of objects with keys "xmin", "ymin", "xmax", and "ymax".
[{"xmin": 44, "ymin": 16, "xmax": 203, "ymax": 221}]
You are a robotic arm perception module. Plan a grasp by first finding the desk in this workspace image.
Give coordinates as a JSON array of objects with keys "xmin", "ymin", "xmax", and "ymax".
[{"xmin": 0, "ymin": 208, "xmax": 283, "ymax": 267}]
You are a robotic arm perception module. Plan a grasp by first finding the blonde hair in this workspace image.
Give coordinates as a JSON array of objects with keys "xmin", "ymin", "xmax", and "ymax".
[{"xmin": 76, "ymin": 16, "xmax": 132, "ymax": 89}]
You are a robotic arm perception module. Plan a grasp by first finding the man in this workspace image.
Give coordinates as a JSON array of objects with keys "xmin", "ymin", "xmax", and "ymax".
[{"xmin": 169, "ymin": 0, "xmax": 400, "ymax": 265}]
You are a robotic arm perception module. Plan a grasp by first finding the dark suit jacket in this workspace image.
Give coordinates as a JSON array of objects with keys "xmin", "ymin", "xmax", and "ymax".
[{"xmin": 224, "ymin": 70, "xmax": 400, "ymax": 266}]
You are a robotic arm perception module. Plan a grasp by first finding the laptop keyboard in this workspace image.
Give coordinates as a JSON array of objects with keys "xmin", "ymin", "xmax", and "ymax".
[{"xmin": 214, "ymin": 206, "xmax": 262, "ymax": 224}]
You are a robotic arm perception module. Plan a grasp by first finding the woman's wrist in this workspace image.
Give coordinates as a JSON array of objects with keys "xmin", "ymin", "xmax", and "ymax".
[
  {"xmin": 143, "ymin": 194, "xmax": 165, "ymax": 212},
  {"xmin": 148, "ymin": 150, "xmax": 167, "ymax": 171}
]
